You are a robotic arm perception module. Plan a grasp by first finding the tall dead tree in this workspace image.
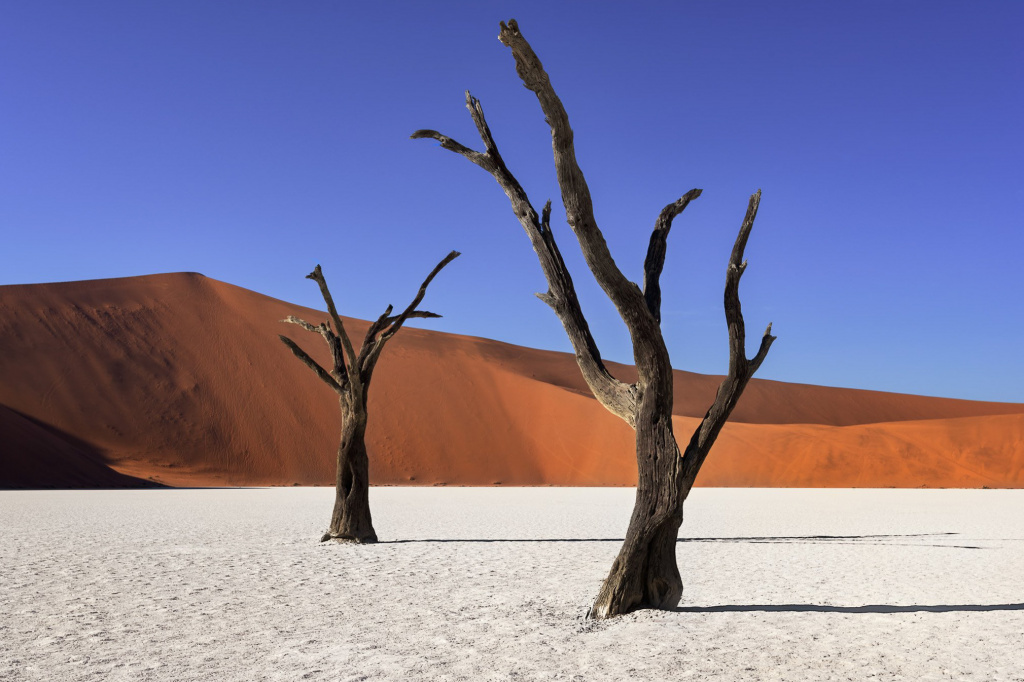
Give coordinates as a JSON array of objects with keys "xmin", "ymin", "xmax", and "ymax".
[
  {"xmin": 414, "ymin": 20, "xmax": 775, "ymax": 618},
  {"xmin": 279, "ymin": 252, "xmax": 459, "ymax": 543}
]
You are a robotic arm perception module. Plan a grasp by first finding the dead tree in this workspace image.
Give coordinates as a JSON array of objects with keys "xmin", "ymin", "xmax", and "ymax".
[
  {"xmin": 413, "ymin": 20, "xmax": 774, "ymax": 617},
  {"xmin": 279, "ymin": 252, "xmax": 459, "ymax": 543}
]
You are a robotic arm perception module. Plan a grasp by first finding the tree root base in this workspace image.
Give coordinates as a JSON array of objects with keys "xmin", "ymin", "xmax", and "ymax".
[{"xmin": 320, "ymin": 532, "xmax": 378, "ymax": 544}]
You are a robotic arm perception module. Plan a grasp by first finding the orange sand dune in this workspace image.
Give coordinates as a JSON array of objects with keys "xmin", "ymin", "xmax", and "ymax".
[
  {"xmin": 696, "ymin": 413, "xmax": 1024, "ymax": 488},
  {"xmin": 1, "ymin": 273, "xmax": 1021, "ymax": 488}
]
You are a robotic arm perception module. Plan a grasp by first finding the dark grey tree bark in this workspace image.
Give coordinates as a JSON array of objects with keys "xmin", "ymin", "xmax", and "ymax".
[
  {"xmin": 413, "ymin": 19, "xmax": 775, "ymax": 617},
  {"xmin": 279, "ymin": 252, "xmax": 459, "ymax": 543}
]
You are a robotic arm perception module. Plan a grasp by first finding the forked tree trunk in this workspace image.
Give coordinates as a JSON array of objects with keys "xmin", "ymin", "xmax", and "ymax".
[
  {"xmin": 590, "ymin": 403, "xmax": 686, "ymax": 617},
  {"xmin": 322, "ymin": 403, "xmax": 376, "ymax": 543},
  {"xmin": 415, "ymin": 20, "xmax": 774, "ymax": 618},
  {"xmin": 280, "ymin": 253, "xmax": 459, "ymax": 543}
]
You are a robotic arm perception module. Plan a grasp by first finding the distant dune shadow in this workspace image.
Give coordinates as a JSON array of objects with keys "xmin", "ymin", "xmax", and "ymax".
[{"xmin": 0, "ymin": 406, "xmax": 164, "ymax": 489}]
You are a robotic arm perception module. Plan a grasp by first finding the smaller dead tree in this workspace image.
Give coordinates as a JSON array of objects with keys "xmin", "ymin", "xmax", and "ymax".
[{"xmin": 279, "ymin": 252, "xmax": 459, "ymax": 543}]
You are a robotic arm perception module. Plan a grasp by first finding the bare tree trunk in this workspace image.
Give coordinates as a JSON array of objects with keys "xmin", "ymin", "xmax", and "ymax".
[
  {"xmin": 590, "ymin": 344, "xmax": 687, "ymax": 616},
  {"xmin": 322, "ymin": 403, "xmax": 376, "ymax": 543},
  {"xmin": 414, "ymin": 19, "xmax": 774, "ymax": 618},
  {"xmin": 591, "ymin": 425, "xmax": 684, "ymax": 616}
]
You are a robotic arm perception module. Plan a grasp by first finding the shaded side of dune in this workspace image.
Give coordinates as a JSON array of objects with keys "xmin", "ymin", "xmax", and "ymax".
[
  {"xmin": 1, "ymin": 273, "xmax": 1021, "ymax": 488},
  {"xmin": 0, "ymin": 405, "xmax": 162, "ymax": 489}
]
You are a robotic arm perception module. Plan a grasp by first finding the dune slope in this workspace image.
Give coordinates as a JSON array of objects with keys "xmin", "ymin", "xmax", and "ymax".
[
  {"xmin": 0, "ymin": 405, "xmax": 159, "ymax": 488},
  {"xmin": 1, "ymin": 273, "xmax": 1021, "ymax": 488}
]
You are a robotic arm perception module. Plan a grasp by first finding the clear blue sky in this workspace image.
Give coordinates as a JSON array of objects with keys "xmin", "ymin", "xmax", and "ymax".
[{"xmin": 2, "ymin": 2, "xmax": 1022, "ymax": 402}]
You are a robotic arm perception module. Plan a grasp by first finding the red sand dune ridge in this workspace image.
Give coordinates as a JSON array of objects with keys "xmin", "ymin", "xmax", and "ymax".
[{"xmin": 1, "ymin": 273, "xmax": 1021, "ymax": 488}]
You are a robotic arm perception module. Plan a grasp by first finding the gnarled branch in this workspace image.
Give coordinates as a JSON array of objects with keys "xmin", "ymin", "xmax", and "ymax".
[
  {"xmin": 278, "ymin": 334, "xmax": 343, "ymax": 394},
  {"xmin": 681, "ymin": 190, "xmax": 776, "ymax": 480},
  {"xmin": 361, "ymin": 305, "xmax": 395, "ymax": 351},
  {"xmin": 357, "ymin": 251, "xmax": 461, "ymax": 371},
  {"xmin": 409, "ymin": 129, "xmax": 492, "ymax": 172},
  {"xmin": 362, "ymin": 308, "xmax": 444, "ymax": 350},
  {"xmin": 380, "ymin": 250, "xmax": 461, "ymax": 342},
  {"xmin": 413, "ymin": 95, "xmax": 636, "ymax": 425},
  {"xmin": 281, "ymin": 315, "xmax": 320, "ymax": 334},
  {"xmin": 306, "ymin": 265, "xmax": 358, "ymax": 374},
  {"xmin": 283, "ymin": 315, "xmax": 347, "ymax": 386},
  {"xmin": 498, "ymin": 19, "xmax": 651, "ymax": 336},
  {"xmin": 643, "ymin": 189, "xmax": 702, "ymax": 323},
  {"xmin": 724, "ymin": 191, "xmax": 761, "ymax": 378}
]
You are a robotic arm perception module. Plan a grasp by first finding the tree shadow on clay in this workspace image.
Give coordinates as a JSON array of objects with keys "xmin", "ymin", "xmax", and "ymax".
[
  {"xmin": 381, "ymin": 533, "xmax": 982, "ymax": 549},
  {"xmin": 675, "ymin": 603, "xmax": 1024, "ymax": 613}
]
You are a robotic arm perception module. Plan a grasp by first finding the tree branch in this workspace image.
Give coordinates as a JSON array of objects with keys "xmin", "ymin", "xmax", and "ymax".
[
  {"xmin": 361, "ymin": 305, "xmax": 394, "ymax": 351},
  {"xmin": 306, "ymin": 265, "xmax": 358, "ymax": 373},
  {"xmin": 642, "ymin": 189, "xmax": 702, "ymax": 323},
  {"xmin": 748, "ymin": 322, "xmax": 775, "ymax": 376},
  {"xmin": 724, "ymin": 190, "xmax": 762, "ymax": 378},
  {"xmin": 541, "ymin": 199, "xmax": 552, "ymax": 233},
  {"xmin": 409, "ymin": 129, "xmax": 493, "ymax": 172},
  {"xmin": 281, "ymin": 315, "xmax": 320, "ymax": 334},
  {"xmin": 362, "ymin": 308, "xmax": 444, "ymax": 352},
  {"xmin": 681, "ymin": 190, "xmax": 776, "ymax": 481},
  {"xmin": 355, "ymin": 252, "xmax": 460, "ymax": 373},
  {"xmin": 283, "ymin": 315, "xmax": 347, "ymax": 386},
  {"xmin": 413, "ymin": 93, "xmax": 637, "ymax": 425},
  {"xmin": 380, "ymin": 250, "xmax": 461, "ymax": 342},
  {"xmin": 497, "ymin": 19, "xmax": 651, "ymax": 336},
  {"xmin": 278, "ymin": 335, "xmax": 343, "ymax": 394}
]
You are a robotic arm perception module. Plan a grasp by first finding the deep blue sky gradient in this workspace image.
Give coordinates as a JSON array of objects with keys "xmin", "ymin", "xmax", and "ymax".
[{"xmin": 2, "ymin": 2, "xmax": 1022, "ymax": 401}]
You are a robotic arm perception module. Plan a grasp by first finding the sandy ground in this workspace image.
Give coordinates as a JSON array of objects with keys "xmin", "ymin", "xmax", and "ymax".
[{"xmin": 2, "ymin": 488, "xmax": 1023, "ymax": 681}]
